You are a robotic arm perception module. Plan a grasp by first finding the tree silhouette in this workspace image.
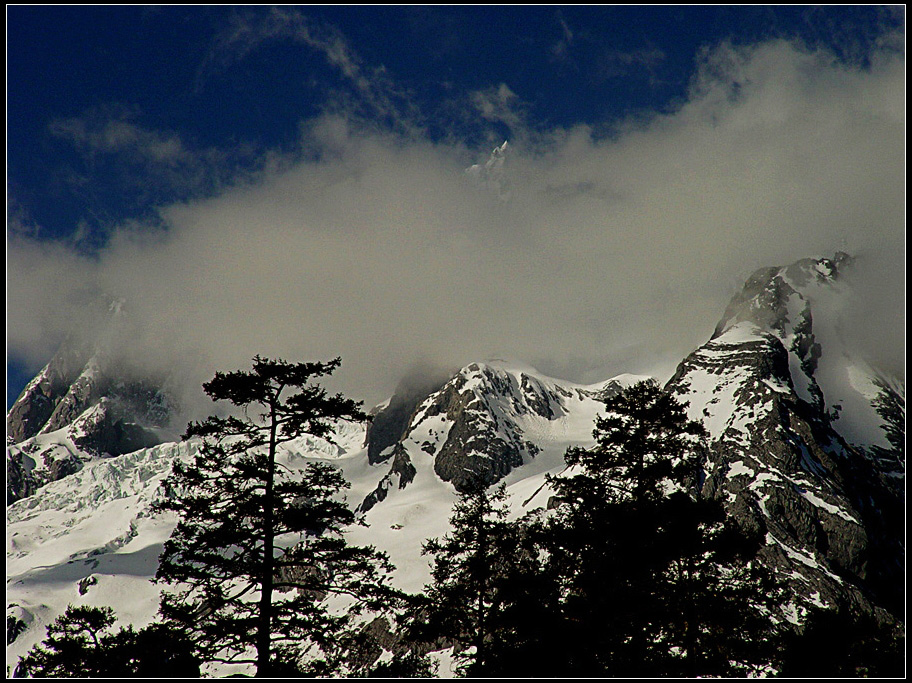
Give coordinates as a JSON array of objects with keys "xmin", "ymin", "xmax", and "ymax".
[
  {"xmin": 15, "ymin": 605, "xmax": 199, "ymax": 677},
  {"xmin": 778, "ymin": 599, "xmax": 905, "ymax": 677},
  {"xmin": 539, "ymin": 379, "xmax": 786, "ymax": 675},
  {"xmin": 16, "ymin": 606, "xmax": 117, "ymax": 678},
  {"xmin": 650, "ymin": 495, "xmax": 785, "ymax": 676},
  {"xmin": 409, "ymin": 481, "xmax": 544, "ymax": 676},
  {"xmin": 153, "ymin": 356, "xmax": 397, "ymax": 675},
  {"xmin": 559, "ymin": 378, "xmax": 707, "ymax": 506}
]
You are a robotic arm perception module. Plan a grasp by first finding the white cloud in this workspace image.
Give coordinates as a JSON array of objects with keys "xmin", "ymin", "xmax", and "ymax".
[{"xmin": 9, "ymin": 37, "xmax": 905, "ymax": 416}]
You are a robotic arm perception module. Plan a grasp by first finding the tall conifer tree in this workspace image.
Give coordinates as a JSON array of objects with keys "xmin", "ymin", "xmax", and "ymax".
[
  {"xmin": 411, "ymin": 482, "xmax": 543, "ymax": 676},
  {"xmin": 153, "ymin": 356, "xmax": 396, "ymax": 675},
  {"xmin": 541, "ymin": 379, "xmax": 786, "ymax": 675}
]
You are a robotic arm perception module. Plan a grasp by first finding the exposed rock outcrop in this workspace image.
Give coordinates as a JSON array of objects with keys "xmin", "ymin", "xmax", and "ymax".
[
  {"xmin": 360, "ymin": 361, "xmax": 639, "ymax": 511},
  {"xmin": 365, "ymin": 367, "xmax": 453, "ymax": 465},
  {"xmin": 668, "ymin": 254, "xmax": 903, "ymax": 623},
  {"xmin": 7, "ymin": 304, "xmax": 177, "ymax": 505}
]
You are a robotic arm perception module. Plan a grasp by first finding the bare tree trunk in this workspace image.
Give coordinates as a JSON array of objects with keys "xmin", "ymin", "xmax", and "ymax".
[{"xmin": 256, "ymin": 399, "xmax": 279, "ymax": 676}]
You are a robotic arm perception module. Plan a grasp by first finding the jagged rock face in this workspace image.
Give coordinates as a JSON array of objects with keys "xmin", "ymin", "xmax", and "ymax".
[
  {"xmin": 714, "ymin": 253, "xmax": 852, "ymax": 339},
  {"xmin": 359, "ymin": 362, "xmax": 621, "ymax": 509},
  {"xmin": 710, "ymin": 256, "xmax": 852, "ymax": 413},
  {"xmin": 8, "ymin": 348, "xmax": 173, "ymax": 448},
  {"xmin": 6, "ymin": 339, "xmax": 93, "ymax": 444},
  {"xmin": 69, "ymin": 395, "xmax": 169, "ymax": 457},
  {"xmin": 365, "ymin": 369, "xmax": 453, "ymax": 465},
  {"xmin": 6, "ymin": 334, "xmax": 176, "ymax": 505},
  {"xmin": 667, "ymin": 254, "xmax": 904, "ymax": 622},
  {"xmin": 358, "ymin": 444, "xmax": 418, "ymax": 513},
  {"xmin": 413, "ymin": 363, "xmax": 569, "ymax": 491},
  {"xmin": 6, "ymin": 453, "xmax": 40, "ymax": 506}
]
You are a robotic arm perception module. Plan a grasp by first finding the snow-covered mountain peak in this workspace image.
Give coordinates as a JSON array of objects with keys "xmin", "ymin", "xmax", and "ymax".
[
  {"xmin": 358, "ymin": 360, "xmax": 649, "ymax": 514},
  {"xmin": 707, "ymin": 253, "xmax": 900, "ymax": 458},
  {"xmin": 7, "ymin": 300, "xmax": 179, "ymax": 505},
  {"xmin": 665, "ymin": 253, "xmax": 903, "ymax": 622},
  {"xmin": 465, "ymin": 140, "xmax": 510, "ymax": 200},
  {"xmin": 714, "ymin": 253, "xmax": 851, "ymax": 343}
]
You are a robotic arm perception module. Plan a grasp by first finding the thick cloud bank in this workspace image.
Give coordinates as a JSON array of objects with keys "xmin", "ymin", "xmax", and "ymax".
[{"xmin": 8, "ymin": 39, "xmax": 905, "ymax": 413}]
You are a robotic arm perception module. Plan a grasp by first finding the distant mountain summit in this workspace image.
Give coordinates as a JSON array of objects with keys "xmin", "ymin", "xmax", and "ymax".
[
  {"xmin": 466, "ymin": 140, "xmax": 510, "ymax": 200},
  {"xmin": 6, "ymin": 301, "xmax": 177, "ymax": 504},
  {"xmin": 360, "ymin": 360, "xmax": 647, "ymax": 512}
]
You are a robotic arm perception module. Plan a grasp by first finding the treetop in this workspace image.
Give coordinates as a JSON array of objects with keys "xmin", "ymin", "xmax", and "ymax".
[{"xmin": 201, "ymin": 356, "xmax": 344, "ymax": 406}]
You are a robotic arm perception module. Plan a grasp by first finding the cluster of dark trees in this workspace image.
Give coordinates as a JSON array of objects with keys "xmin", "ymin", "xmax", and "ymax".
[{"xmin": 15, "ymin": 358, "xmax": 904, "ymax": 678}]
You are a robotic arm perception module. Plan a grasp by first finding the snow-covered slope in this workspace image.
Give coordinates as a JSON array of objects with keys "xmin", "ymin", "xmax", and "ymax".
[
  {"xmin": 7, "ymin": 441, "xmax": 190, "ymax": 670},
  {"xmin": 5, "ymin": 363, "xmax": 645, "ymax": 673},
  {"xmin": 6, "ymin": 425, "xmax": 365, "ymax": 671},
  {"xmin": 351, "ymin": 361, "xmax": 649, "ymax": 594},
  {"xmin": 360, "ymin": 360, "xmax": 648, "ymax": 509}
]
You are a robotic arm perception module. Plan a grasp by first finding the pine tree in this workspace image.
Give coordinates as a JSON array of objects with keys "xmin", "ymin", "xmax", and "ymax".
[
  {"xmin": 153, "ymin": 356, "xmax": 397, "ymax": 675},
  {"xmin": 16, "ymin": 606, "xmax": 117, "ymax": 678},
  {"xmin": 650, "ymin": 495, "xmax": 785, "ymax": 676},
  {"xmin": 15, "ymin": 606, "xmax": 199, "ymax": 677},
  {"xmin": 472, "ymin": 507, "xmax": 566, "ymax": 677},
  {"xmin": 541, "ymin": 379, "xmax": 786, "ymax": 676},
  {"xmin": 410, "ymin": 481, "xmax": 538, "ymax": 676},
  {"xmin": 559, "ymin": 378, "xmax": 707, "ymax": 506},
  {"xmin": 778, "ymin": 599, "xmax": 905, "ymax": 677}
]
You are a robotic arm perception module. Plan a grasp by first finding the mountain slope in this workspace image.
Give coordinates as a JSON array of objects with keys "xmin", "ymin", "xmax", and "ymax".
[
  {"xmin": 667, "ymin": 255, "xmax": 903, "ymax": 620},
  {"xmin": 7, "ymin": 303, "xmax": 177, "ymax": 505},
  {"xmin": 358, "ymin": 360, "xmax": 646, "ymax": 511}
]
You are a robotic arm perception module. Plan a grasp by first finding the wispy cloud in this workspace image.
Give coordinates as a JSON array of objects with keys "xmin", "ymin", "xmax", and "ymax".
[
  {"xmin": 470, "ymin": 83, "xmax": 527, "ymax": 135},
  {"xmin": 596, "ymin": 46, "xmax": 666, "ymax": 81},
  {"xmin": 199, "ymin": 8, "xmax": 424, "ymax": 137},
  {"xmin": 551, "ymin": 12, "xmax": 575, "ymax": 62},
  {"xmin": 50, "ymin": 108, "xmax": 191, "ymax": 166},
  {"xmin": 44, "ymin": 104, "xmax": 280, "ymax": 234}
]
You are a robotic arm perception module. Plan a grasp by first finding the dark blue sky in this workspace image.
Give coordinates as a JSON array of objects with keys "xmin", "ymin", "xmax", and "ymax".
[
  {"xmin": 8, "ymin": 6, "xmax": 898, "ymax": 239},
  {"xmin": 6, "ymin": 5, "xmax": 904, "ymax": 408}
]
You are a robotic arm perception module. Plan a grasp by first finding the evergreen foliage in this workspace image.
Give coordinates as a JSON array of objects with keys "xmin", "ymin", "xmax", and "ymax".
[
  {"xmin": 366, "ymin": 650, "xmax": 440, "ymax": 678},
  {"xmin": 16, "ymin": 605, "xmax": 116, "ymax": 678},
  {"xmin": 21, "ymin": 373, "xmax": 892, "ymax": 678},
  {"xmin": 153, "ymin": 356, "xmax": 398, "ymax": 675},
  {"xmin": 537, "ymin": 379, "xmax": 787, "ymax": 676},
  {"xmin": 560, "ymin": 378, "xmax": 707, "ymax": 505},
  {"xmin": 777, "ymin": 600, "xmax": 905, "ymax": 677},
  {"xmin": 411, "ymin": 380, "xmax": 789, "ymax": 677},
  {"xmin": 15, "ymin": 605, "xmax": 199, "ymax": 677},
  {"xmin": 870, "ymin": 377, "xmax": 905, "ymax": 455},
  {"xmin": 648, "ymin": 495, "xmax": 785, "ymax": 676},
  {"xmin": 408, "ymin": 481, "xmax": 548, "ymax": 676}
]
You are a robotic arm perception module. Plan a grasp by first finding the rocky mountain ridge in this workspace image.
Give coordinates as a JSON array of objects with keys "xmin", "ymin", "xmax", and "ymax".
[
  {"xmin": 669, "ymin": 254, "xmax": 903, "ymax": 620},
  {"xmin": 7, "ymin": 303, "xmax": 177, "ymax": 505},
  {"xmin": 359, "ymin": 361, "xmax": 642, "ymax": 512},
  {"xmin": 354, "ymin": 253, "xmax": 904, "ymax": 621}
]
